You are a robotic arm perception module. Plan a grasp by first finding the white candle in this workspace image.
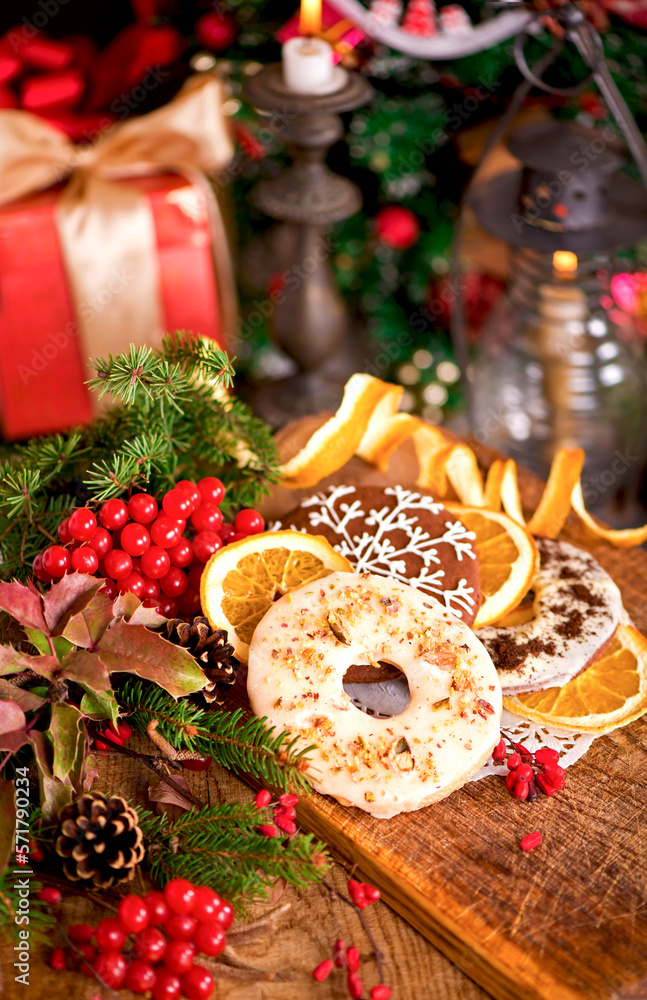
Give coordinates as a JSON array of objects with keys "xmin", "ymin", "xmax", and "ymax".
[{"xmin": 282, "ymin": 35, "xmax": 344, "ymax": 95}]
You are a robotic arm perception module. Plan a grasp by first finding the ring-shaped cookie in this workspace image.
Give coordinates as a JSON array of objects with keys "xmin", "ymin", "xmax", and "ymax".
[
  {"xmin": 478, "ymin": 538, "xmax": 624, "ymax": 695},
  {"xmin": 247, "ymin": 571, "xmax": 501, "ymax": 818}
]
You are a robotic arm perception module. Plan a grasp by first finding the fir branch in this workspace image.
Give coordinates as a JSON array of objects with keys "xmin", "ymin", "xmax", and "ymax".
[
  {"xmin": 139, "ymin": 802, "xmax": 330, "ymax": 906},
  {"xmin": 118, "ymin": 679, "xmax": 314, "ymax": 793},
  {"xmin": 87, "ymin": 344, "xmax": 190, "ymax": 411},
  {"xmin": 0, "ymin": 873, "xmax": 55, "ymax": 943},
  {"xmin": 161, "ymin": 332, "xmax": 235, "ymax": 387}
]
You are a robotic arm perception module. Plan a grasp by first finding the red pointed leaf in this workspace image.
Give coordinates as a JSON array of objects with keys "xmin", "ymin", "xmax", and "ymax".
[
  {"xmin": 29, "ymin": 731, "xmax": 73, "ymax": 821},
  {"xmin": 0, "ymin": 680, "xmax": 45, "ymax": 712},
  {"xmin": 0, "ymin": 699, "xmax": 26, "ymax": 735},
  {"xmin": 62, "ymin": 592, "xmax": 114, "ymax": 648},
  {"xmin": 0, "ymin": 647, "xmax": 60, "ymax": 680},
  {"xmin": 97, "ymin": 621, "xmax": 206, "ymax": 697},
  {"xmin": 43, "ymin": 572, "xmax": 104, "ymax": 634},
  {"xmin": 60, "ymin": 650, "xmax": 111, "ymax": 693},
  {"xmin": 50, "ymin": 704, "xmax": 83, "ymax": 782},
  {"xmin": 112, "ymin": 592, "xmax": 166, "ymax": 627},
  {"xmin": 0, "ymin": 780, "xmax": 15, "ymax": 870},
  {"xmin": 0, "ymin": 581, "xmax": 47, "ymax": 633}
]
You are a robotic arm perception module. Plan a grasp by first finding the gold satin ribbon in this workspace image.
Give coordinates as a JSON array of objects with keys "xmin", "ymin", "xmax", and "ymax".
[{"xmin": 0, "ymin": 74, "xmax": 236, "ymax": 376}]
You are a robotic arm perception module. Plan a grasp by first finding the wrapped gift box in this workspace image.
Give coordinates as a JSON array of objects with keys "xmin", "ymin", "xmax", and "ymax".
[{"xmin": 0, "ymin": 173, "xmax": 225, "ymax": 441}]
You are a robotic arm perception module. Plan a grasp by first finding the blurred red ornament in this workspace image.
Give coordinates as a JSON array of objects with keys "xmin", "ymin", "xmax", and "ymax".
[
  {"xmin": 233, "ymin": 121, "xmax": 266, "ymax": 161},
  {"xmin": 374, "ymin": 206, "xmax": 420, "ymax": 250},
  {"xmin": 195, "ymin": 12, "xmax": 238, "ymax": 52},
  {"xmin": 402, "ymin": 0, "xmax": 438, "ymax": 36}
]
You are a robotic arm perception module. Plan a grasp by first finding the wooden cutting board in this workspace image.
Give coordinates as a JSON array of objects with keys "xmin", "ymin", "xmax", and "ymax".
[{"xmin": 249, "ymin": 422, "xmax": 647, "ymax": 1000}]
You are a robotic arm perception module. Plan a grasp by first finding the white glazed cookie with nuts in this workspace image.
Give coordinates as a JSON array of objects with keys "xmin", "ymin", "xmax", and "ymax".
[{"xmin": 247, "ymin": 571, "xmax": 502, "ymax": 818}]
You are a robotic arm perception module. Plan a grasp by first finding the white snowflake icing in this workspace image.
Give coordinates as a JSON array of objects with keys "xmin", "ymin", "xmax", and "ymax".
[{"xmin": 275, "ymin": 485, "xmax": 478, "ymax": 620}]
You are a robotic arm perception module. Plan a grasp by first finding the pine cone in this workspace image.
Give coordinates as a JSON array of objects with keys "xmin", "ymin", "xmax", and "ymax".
[
  {"xmin": 163, "ymin": 616, "xmax": 239, "ymax": 706},
  {"xmin": 55, "ymin": 792, "xmax": 145, "ymax": 889}
]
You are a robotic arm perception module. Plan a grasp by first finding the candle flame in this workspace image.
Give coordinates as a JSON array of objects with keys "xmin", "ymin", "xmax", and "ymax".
[
  {"xmin": 553, "ymin": 251, "xmax": 578, "ymax": 275},
  {"xmin": 300, "ymin": 0, "xmax": 322, "ymax": 35}
]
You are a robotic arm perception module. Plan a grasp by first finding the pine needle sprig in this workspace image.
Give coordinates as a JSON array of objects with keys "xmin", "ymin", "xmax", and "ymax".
[
  {"xmin": 118, "ymin": 679, "xmax": 315, "ymax": 793},
  {"xmin": 161, "ymin": 331, "xmax": 235, "ymax": 386},
  {"xmin": 0, "ymin": 873, "xmax": 55, "ymax": 943},
  {"xmin": 139, "ymin": 802, "xmax": 330, "ymax": 906}
]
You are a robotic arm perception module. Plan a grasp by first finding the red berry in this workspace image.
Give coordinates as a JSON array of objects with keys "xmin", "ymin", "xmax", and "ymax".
[
  {"xmin": 182, "ymin": 755, "xmax": 211, "ymax": 772},
  {"xmin": 141, "ymin": 575, "xmax": 161, "ymax": 600},
  {"xmin": 259, "ymin": 824, "xmax": 278, "ymax": 838},
  {"xmin": 41, "ymin": 545, "xmax": 70, "ymax": 578},
  {"xmin": 234, "ymin": 509, "xmax": 264, "ymax": 535},
  {"xmin": 178, "ymin": 589, "xmax": 202, "ymax": 617},
  {"xmin": 191, "ymin": 503, "xmax": 223, "ymax": 534},
  {"xmin": 156, "ymin": 595, "xmax": 179, "ymax": 618},
  {"xmin": 348, "ymin": 971, "xmax": 364, "ymax": 999},
  {"xmin": 32, "ymin": 552, "xmax": 53, "ymax": 583},
  {"xmin": 274, "ymin": 810, "xmax": 296, "ymax": 835},
  {"xmin": 164, "ymin": 939, "xmax": 195, "ymax": 974},
  {"xmin": 144, "ymin": 891, "xmax": 170, "ymax": 927},
  {"xmin": 164, "ymin": 913, "xmax": 198, "ymax": 940},
  {"xmin": 214, "ymin": 898, "xmax": 233, "ymax": 931},
  {"xmin": 542, "ymin": 762, "xmax": 566, "ymax": 788},
  {"xmin": 197, "ymin": 477, "xmax": 225, "ymax": 506},
  {"xmin": 126, "ymin": 958, "xmax": 157, "ymax": 993},
  {"xmin": 87, "ymin": 526, "xmax": 113, "ymax": 559},
  {"xmin": 492, "ymin": 738, "xmax": 506, "ymax": 762},
  {"xmin": 507, "ymin": 753, "xmax": 522, "ymax": 771},
  {"xmin": 30, "ymin": 839, "xmax": 44, "ymax": 863},
  {"xmin": 313, "ymin": 959, "xmax": 333, "ymax": 981},
  {"xmin": 129, "ymin": 493, "xmax": 158, "ymax": 524},
  {"xmin": 255, "ymin": 789, "xmax": 272, "ymax": 809},
  {"xmin": 190, "ymin": 887, "xmax": 221, "ymax": 923},
  {"xmin": 153, "ymin": 969, "xmax": 182, "ymax": 1000},
  {"xmin": 79, "ymin": 943, "xmax": 97, "ymax": 962},
  {"xmin": 93, "ymin": 951, "xmax": 128, "ymax": 988},
  {"xmin": 536, "ymin": 773, "xmax": 559, "ymax": 796},
  {"xmin": 220, "ymin": 523, "xmax": 235, "ymax": 542},
  {"xmin": 115, "ymin": 720, "xmax": 132, "ymax": 741},
  {"xmin": 102, "ymin": 724, "xmax": 124, "ymax": 746},
  {"xmin": 347, "ymin": 946, "xmax": 360, "ymax": 971},
  {"xmin": 70, "ymin": 546, "xmax": 99, "ymax": 575},
  {"xmin": 187, "ymin": 565, "xmax": 203, "ymax": 591},
  {"xmin": 104, "ymin": 548, "xmax": 133, "ymax": 581},
  {"xmin": 121, "ymin": 522, "xmax": 151, "ymax": 557},
  {"xmin": 118, "ymin": 571, "xmax": 145, "ymax": 597},
  {"xmin": 164, "ymin": 879, "xmax": 196, "ymax": 916},
  {"xmin": 515, "ymin": 763, "xmax": 534, "ymax": 782},
  {"xmin": 99, "ymin": 498, "xmax": 129, "ymax": 530},
  {"xmin": 534, "ymin": 747, "xmax": 560, "ymax": 766},
  {"xmin": 192, "ymin": 530, "xmax": 222, "ymax": 563},
  {"xmin": 100, "ymin": 577, "xmax": 118, "ymax": 600},
  {"xmin": 192, "ymin": 921, "xmax": 226, "ymax": 957},
  {"xmin": 513, "ymin": 742, "xmax": 534, "ymax": 763},
  {"xmin": 69, "ymin": 507, "xmax": 97, "ymax": 542},
  {"xmin": 334, "ymin": 939, "xmax": 346, "ymax": 967},
  {"xmin": 141, "ymin": 545, "xmax": 171, "ymax": 579},
  {"xmin": 520, "ymin": 831, "xmax": 543, "ymax": 851},
  {"xmin": 168, "ymin": 537, "xmax": 193, "ymax": 568},
  {"xmin": 160, "ymin": 566, "xmax": 188, "ymax": 598},
  {"xmin": 118, "ymin": 894, "xmax": 149, "ymax": 934},
  {"xmin": 514, "ymin": 780, "xmax": 529, "ymax": 800},
  {"xmin": 94, "ymin": 738, "xmax": 110, "ymax": 753},
  {"xmin": 58, "ymin": 517, "xmax": 73, "ymax": 544},
  {"xmin": 37, "ymin": 886, "xmax": 61, "ymax": 904},
  {"xmin": 163, "ymin": 489, "xmax": 195, "ymax": 519},
  {"xmin": 50, "ymin": 946, "xmax": 66, "ymax": 971},
  {"xmin": 176, "ymin": 481, "xmax": 201, "ymax": 508},
  {"xmin": 364, "ymin": 884, "xmax": 380, "ymax": 902},
  {"xmin": 151, "ymin": 517, "xmax": 184, "ymax": 549},
  {"xmin": 134, "ymin": 926, "xmax": 167, "ymax": 963},
  {"xmin": 278, "ymin": 792, "xmax": 299, "ymax": 807},
  {"xmin": 348, "ymin": 879, "xmax": 365, "ymax": 905},
  {"xmin": 371, "ymin": 987, "xmax": 393, "ymax": 999},
  {"xmin": 229, "ymin": 532, "xmax": 248, "ymax": 543},
  {"xmin": 181, "ymin": 964, "xmax": 214, "ymax": 1000},
  {"xmin": 95, "ymin": 917, "xmax": 126, "ymax": 952}
]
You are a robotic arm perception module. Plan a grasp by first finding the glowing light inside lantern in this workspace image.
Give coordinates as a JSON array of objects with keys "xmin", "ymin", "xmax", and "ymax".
[
  {"xmin": 553, "ymin": 250, "xmax": 578, "ymax": 276},
  {"xmin": 300, "ymin": 0, "xmax": 322, "ymax": 36}
]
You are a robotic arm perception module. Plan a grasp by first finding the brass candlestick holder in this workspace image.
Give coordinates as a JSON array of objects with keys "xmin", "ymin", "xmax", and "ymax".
[{"xmin": 244, "ymin": 63, "xmax": 372, "ymax": 426}]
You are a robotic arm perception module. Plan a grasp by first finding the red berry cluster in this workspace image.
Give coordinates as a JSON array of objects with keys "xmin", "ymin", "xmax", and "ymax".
[
  {"xmin": 313, "ymin": 924, "xmax": 391, "ymax": 999},
  {"xmin": 50, "ymin": 880, "xmax": 233, "ymax": 999},
  {"xmin": 492, "ymin": 739, "xmax": 566, "ymax": 800},
  {"xmin": 94, "ymin": 719, "xmax": 132, "ymax": 755},
  {"xmin": 254, "ymin": 788, "xmax": 299, "ymax": 836},
  {"xmin": 32, "ymin": 477, "xmax": 265, "ymax": 619}
]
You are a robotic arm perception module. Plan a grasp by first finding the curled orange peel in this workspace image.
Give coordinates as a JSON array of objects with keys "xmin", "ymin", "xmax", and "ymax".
[{"xmin": 277, "ymin": 373, "xmax": 647, "ymax": 548}]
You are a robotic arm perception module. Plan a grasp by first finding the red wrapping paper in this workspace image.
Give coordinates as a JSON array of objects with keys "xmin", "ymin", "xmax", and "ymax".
[{"xmin": 0, "ymin": 174, "xmax": 224, "ymax": 441}]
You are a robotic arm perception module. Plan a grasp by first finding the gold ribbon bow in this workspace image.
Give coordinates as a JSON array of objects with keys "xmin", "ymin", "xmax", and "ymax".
[{"xmin": 0, "ymin": 74, "xmax": 236, "ymax": 374}]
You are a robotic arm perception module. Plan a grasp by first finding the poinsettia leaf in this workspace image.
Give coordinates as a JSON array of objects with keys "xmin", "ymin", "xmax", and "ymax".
[
  {"xmin": 59, "ymin": 649, "xmax": 111, "ymax": 693},
  {"xmin": 29, "ymin": 731, "xmax": 73, "ymax": 821},
  {"xmin": 0, "ymin": 699, "xmax": 26, "ymax": 735},
  {"xmin": 50, "ymin": 703, "xmax": 83, "ymax": 782},
  {"xmin": 61, "ymin": 592, "xmax": 114, "ymax": 649},
  {"xmin": 112, "ymin": 592, "xmax": 167, "ymax": 627},
  {"xmin": 0, "ymin": 780, "xmax": 15, "ymax": 870},
  {"xmin": 0, "ymin": 647, "xmax": 60, "ymax": 681},
  {"xmin": 43, "ymin": 572, "xmax": 104, "ymax": 635},
  {"xmin": 80, "ymin": 687, "xmax": 120, "ymax": 724},
  {"xmin": 98, "ymin": 622, "xmax": 206, "ymax": 698},
  {"xmin": 0, "ymin": 581, "xmax": 47, "ymax": 633},
  {"xmin": 0, "ymin": 680, "xmax": 45, "ymax": 712}
]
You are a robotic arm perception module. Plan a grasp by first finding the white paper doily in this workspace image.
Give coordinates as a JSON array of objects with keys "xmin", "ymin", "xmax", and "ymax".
[{"xmin": 344, "ymin": 678, "xmax": 600, "ymax": 780}]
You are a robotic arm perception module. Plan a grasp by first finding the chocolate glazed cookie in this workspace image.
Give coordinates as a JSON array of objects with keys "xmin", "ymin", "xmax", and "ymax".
[{"xmin": 274, "ymin": 485, "xmax": 483, "ymax": 683}]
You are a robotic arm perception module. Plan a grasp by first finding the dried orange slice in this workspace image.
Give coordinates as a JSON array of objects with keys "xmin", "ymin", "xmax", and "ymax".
[
  {"xmin": 278, "ymin": 374, "xmax": 397, "ymax": 489},
  {"xmin": 503, "ymin": 624, "xmax": 647, "ymax": 734},
  {"xmin": 200, "ymin": 531, "xmax": 352, "ymax": 661},
  {"xmin": 527, "ymin": 448, "xmax": 584, "ymax": 538},
  {"xmin": 445, "ymin": 505, "xmax": 539, "ymax": 628}
]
